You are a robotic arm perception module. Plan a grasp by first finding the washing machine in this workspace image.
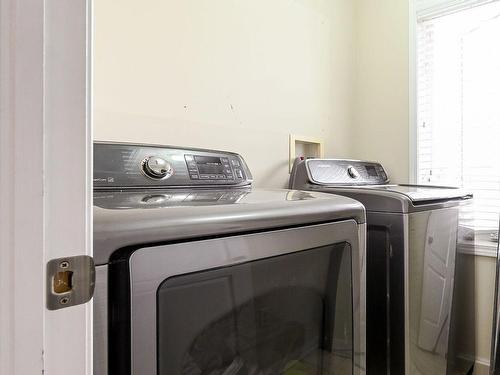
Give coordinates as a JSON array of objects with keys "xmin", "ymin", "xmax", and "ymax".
[
  {"xmin": 93, "ymin": 142, "xmax": 367, "ymax": 375},
  {"xmin": 290, "ymin": 158, "xmax": 475, "ymax": 375}
]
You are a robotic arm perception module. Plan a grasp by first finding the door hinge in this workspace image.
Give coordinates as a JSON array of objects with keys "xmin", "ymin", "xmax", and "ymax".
[{"xmin": 46, "ymin": 255, "xmax": 95, "ymax": 310}]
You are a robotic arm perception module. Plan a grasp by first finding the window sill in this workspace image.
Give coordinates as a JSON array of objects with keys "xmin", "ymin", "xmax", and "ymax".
[{"xmin": 459, "ymin": 238, "xmax": 498, "ymax": 257}]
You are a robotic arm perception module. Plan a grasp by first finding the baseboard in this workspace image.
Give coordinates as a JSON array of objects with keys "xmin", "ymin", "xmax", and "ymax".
[{"xmin": 473, "ymin": 357, "xmax": 490, "ymax": 375}]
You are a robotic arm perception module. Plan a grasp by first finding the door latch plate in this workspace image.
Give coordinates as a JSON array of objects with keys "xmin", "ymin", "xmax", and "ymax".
[{"xmin": 46, "ymin": 255, "xmax": 95, "ymax": 310}]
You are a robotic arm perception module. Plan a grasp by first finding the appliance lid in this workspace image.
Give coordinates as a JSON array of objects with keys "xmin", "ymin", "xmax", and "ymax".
[
  {"xmin": 307, "ymin": 183, "xmax": 472, "ymax": 214},
  {"xmin": 354, "ymin": 184, "xmax": 473, "ymax": 203},
  {"xmin": 93, "ymin": 188, "xmax": 366, "ymax": 265}
]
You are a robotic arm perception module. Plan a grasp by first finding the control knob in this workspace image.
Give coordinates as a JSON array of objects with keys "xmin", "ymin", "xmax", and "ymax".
[
  {"xmin": 347, "ymin": 166, "xmax": 360, "ymax": 179},
  {"xmin": 142, "ymin": 156, "xmax": 173, "ymax": 179}
]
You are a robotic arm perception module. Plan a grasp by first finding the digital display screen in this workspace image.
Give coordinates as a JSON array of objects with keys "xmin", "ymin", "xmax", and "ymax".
[
  {"xmin": 365, "ymin": 165, "xmax": 378, "ymax": 177},
  {"xmin": 194, "ymin": 156, "xmax": 225, "ymax": 174}
]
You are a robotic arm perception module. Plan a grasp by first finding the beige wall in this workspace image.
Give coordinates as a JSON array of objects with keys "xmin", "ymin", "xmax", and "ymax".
[
  {"xmin": 93, "ymin": 0, "xmax": 356, "ymax": 188},
  {"xmin": 352, "ymin": 0, "xmax": 410, "ymax": 183},
  {"xmin": 474, "ymin": 255, "xmax": 496, "ymax": 371}
]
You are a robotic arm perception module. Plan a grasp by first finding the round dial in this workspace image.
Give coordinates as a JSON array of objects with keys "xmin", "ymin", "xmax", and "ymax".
[
  {"xmin": 141, "ymin": 156, "xmax": 173, "ymax": 180},
  {"xmin": 347, "ymin": 166, "xmax": 360, "ymax": 179}
]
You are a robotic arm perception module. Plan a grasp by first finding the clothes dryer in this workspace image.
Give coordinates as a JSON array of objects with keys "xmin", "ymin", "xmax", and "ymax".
[{"xmin": 93, "ymin": 143, "xmax": 367, "ymax": 375}]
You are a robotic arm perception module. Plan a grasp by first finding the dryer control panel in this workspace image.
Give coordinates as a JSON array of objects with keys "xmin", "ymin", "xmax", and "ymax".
[
  {"xmin": 304, "ymin": 159, "xmax": 389, "ymax": 185},
  {"xmin": 94, "ymin": 142, "xmax": 253, "ymax": 189}
]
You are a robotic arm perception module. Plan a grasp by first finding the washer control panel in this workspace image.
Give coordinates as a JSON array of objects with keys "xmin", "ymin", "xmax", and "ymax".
[
  {"xmin": 305, "ymin": 159, "xmax": 389, "ymax": 185},
  {"xmin": 94, "ymin": 142, "xmax": 252, "ymax": 189},
  {"xmin": 184, "ymin": 154, "xmax": 246, "ymax": 181}
]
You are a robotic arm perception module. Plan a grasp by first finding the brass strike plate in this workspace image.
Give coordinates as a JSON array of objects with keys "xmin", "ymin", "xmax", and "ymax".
[{"xmin": 46, "ymin": 255, "xmax": 95, "ymax": 310}]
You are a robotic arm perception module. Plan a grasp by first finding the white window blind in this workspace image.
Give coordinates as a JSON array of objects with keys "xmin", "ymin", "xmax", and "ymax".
[
  {"xmin": 416, "ymin": 0, "xmax": 498, "ymax": 20},
  {"xmin": 416, "ymin": 0, "xmax": 500, "ymax": 231}
]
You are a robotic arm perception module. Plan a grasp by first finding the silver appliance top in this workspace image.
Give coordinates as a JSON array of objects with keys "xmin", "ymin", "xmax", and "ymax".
[
  {"xmin": 94, "ymin": 188, "xmax": 365, "ymax": 265},
  {"xmin": 289, "ymin": 158, "xmax": 473, "ymax": 213},
  {"xmin": 93, "ymin": 143, "xmax": 366, "ymax": 265},
  {"xmin": 351, "ymin": 183, "xmax": 473, "ymax": 202}
]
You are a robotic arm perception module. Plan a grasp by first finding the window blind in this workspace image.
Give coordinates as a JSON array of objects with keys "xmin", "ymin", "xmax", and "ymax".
[
  {"xmin": 416, "ymin": 0, "xmax": 497, "ymax": 20},
  {"xmin": 416, "ymin": 0, "xmax": 500, "ymax": 230}
]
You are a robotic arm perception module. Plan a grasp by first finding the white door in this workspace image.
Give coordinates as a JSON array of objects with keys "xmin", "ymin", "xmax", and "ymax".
[{"xmin": 0, "ymin": 1, "xmax": 92, "ymax": 374}]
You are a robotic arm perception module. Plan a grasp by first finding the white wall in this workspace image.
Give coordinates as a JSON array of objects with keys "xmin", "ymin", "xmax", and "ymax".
[
  {"xmin": 352, "ymin": 0, "xmax": 410, "ymax": 183},
  {"xmin": 93, "ymin": 0, "xmax": 356, "ymax": 188}
]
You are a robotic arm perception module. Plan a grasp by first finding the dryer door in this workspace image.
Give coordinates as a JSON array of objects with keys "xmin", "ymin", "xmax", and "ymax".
[
  {"xmin": 157, "ymin": 243, "xmax": 351, "ymax": 375},
  {"xmin": 121, "ymin": 221, "xmax": 365, "ymax": 375}
]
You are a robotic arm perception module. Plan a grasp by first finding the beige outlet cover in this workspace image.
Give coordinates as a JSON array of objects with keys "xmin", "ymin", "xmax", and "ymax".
[{"xmin": 289, "ymin": 134, "xmax": 324, "ymax": 172}]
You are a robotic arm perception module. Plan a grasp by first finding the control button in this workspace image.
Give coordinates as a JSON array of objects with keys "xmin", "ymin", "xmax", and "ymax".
[
  {"xmin": 190, "ymin": 174, "xmax": 199, "ymax": 179},
  {"xmin": 224, "ymin": 168, "xmax": 232, "ymax": 174},
  {"xmin": 231, "ymin": 159, "xmax": 240, "ymax": 167},
  {"xmin": 142, "ymin": 156, "xmax": 174, "ymax": 180},
  {"xmin": 235, "ymin": 169, "xmax": 244, "ymax": 179},
  {"xmin": 226, "ymin": 174, "xmax": 234, "ymax": 179},
  {"xmin": 221, "ymin": 157, "xmax": 229, "ymax": 163},
  {"xmin": 187, "ymin": 162, "xmax": 197, "ymax": 168},
  {"xmin": 200, "ymin": 175, "xmax": 210, "ymax": 179},
  {"xmin": 217, "ymin": 174, "xmax": 225, "ymax": 179},
  {"xmin": 347, "ymin": 166, "xmax": 360, "ymax": 179},
  {"xmin": 209, "ymin": 175, "xmax": 217, "ymax": 179}
]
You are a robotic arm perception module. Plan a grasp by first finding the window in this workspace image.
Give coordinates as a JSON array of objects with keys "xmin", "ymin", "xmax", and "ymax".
[{"xmin": 416, "ymin": 0, "xmax": 500, "ymax": 231}]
